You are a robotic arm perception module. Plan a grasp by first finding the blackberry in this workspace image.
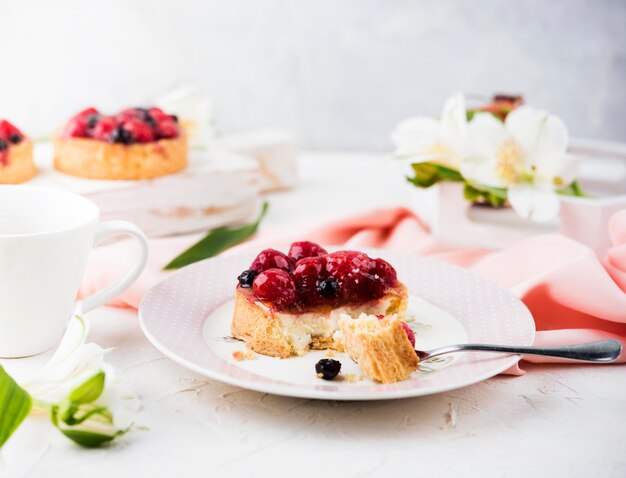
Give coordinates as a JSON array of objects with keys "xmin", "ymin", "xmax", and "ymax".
[
  {"xmin": 315, "ymin": 359, "xmax": 341, "ymax": 380},
  {"xmin": 317, "ymin": 277, "xmax": 340, "ymax": 299},
  {"xmin": 237, "ymin": 269, "xmax": 258, "ymax": 288}
]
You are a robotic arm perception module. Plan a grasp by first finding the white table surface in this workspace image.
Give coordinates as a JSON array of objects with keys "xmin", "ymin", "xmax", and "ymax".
[{"xmin": 2, "ymin": 153, "xmax": 625, "ymax": 478}]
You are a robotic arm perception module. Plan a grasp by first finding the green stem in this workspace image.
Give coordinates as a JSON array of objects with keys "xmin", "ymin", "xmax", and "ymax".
[
  {"xmin": 32, "ymin": 398, "xmax": 54, "ymax": 412},
  {"xmin": 557, "ymin": 180, "xmax": 591, "ymax": 198}
]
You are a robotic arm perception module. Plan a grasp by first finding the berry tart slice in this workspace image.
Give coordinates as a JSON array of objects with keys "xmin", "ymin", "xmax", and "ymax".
[
  {"xmin": 0, "ymin": 120, "xmax": 36, "ymax": 184},
  {"xmin": 53, "ymin": 107, "xmax": 187, "ymax": 180},
  {"xmin": 339, "ymin": 313, "xmax": 419, "ymax": 383},
  {"xmin": 231, "ymin": 241, "xmax": 408, "ymax": 358}
]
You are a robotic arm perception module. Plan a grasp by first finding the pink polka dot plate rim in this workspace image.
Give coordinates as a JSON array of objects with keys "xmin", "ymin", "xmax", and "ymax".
[{"xmin": 138, "ymin": 248, "xmax": 535, "ymax": 400}]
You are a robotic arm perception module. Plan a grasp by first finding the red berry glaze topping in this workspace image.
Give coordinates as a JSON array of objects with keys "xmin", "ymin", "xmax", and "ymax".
[
  {"xmin": 253, "ymin": 268, "xmax": 297, "ymax": 310},
  {"xmin": 241, "ymin": 242, "xmax": 399, "ymax": 311},
  {"xmin": 288, "ymin": 241, "xmax": 328, "ymax": 262},
  {"xmin": 250, "ymin": 248, "xmax": 293, "ymax": 273},
  {"xmin": 64, "ymin": 106, "xmax": 179, "ymax": 144}
]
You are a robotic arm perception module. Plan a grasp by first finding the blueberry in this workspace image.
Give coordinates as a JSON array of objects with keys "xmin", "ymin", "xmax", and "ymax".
[
  {"xmin": 110, "ymin": 126, "xmax": 134, "ymax": 145},
  {"xmin": 136, "ymin": 108, "xmax": 156, "ymax": 126},
  {"xmin": 169, "ymin": 114, "xmax": 179, "ymax": 123},
  {"xmin": 315, "ymin": 359, "xmax": 341, "ymax": 380},
  {"xmin": 0, "ymin": 139, "xmax": 7, "ymax": 151},
  {"xmin": 237, "ymin": 269, "xmax": 258, "ymax": 288},
  {"xmin": 317, "ymin": 277, "xmax": 340, "ymax": 299},
  {"xmin": 8, "ymin": 133, "xmax": 22, "ymax": 144},
  {"xmin": 86, "ymin": 114, "xmax": 100, "ymax": 129}
]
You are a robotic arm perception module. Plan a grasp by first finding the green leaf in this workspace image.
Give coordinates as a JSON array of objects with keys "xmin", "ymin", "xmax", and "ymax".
[
  {"xmin": 464, "ymin": 183, "xmax": 508, "ymax": 207},
  {"xmin": 51, "ymin": 404, "xmax": 128, "ymax": 448},
  {"xmin": 57, "ymin": 426, "xmax": 129, "ymax": 448},
  {"xmin": 557, "ymin": 180, "xmax": 590, "ymax": 198},
  {"xmin": 69, "ymin": 371, "xmax": 105, "ymax": 405},
  {"xmin": 163, "ymin": 201, "xmax": 269, "ymax": 270},
  {"xmin": 406, "ymin": 162, "xmax": 463, "ymax": 189},
  {"xmin": 0, "ymin": 365, "xmax": 32, "ymax": 448}
]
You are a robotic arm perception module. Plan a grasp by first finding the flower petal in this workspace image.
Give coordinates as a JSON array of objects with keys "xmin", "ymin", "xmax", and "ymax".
[
  {"xmin": 460, "ymin": 113, "xmax": 510, "ymax": 188},
  {"xmin": 507, "ymin": 106, "xmax": 568, "ymax": 161},
  {"xmin": 460, "ymin": 155, "xmax": 508, "ymax": 188},
  {"xmin": 508, "ymin": 184, "xmax": 560, "ymax": 222},
  {"xmin": 534, "ymin": 152, "xmax": 581, "ymax": 188},
  {"xmin": 439, "ymin": 91, "xmax": 467, "ymax": 153},
  {"xmin": 467, "ymin": 112, "xmax": 509, "ymax": 157},
  {"xmin": 391, "ymin": 116, "xmax": 441, "ymax": 158}
]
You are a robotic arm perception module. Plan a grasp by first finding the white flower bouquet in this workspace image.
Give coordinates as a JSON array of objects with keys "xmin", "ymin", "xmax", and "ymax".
[{"xmin": 392, "ymin": 93, "xmax": 586, "ymax": 222}]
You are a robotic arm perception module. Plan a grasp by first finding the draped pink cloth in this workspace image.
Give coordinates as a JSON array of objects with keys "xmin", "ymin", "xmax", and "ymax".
[{"xmin": 79, "ymin": 207, "xmax": 626, "ymax": 369}]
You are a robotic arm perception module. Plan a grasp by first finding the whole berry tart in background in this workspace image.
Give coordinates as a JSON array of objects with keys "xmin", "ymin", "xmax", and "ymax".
[
  {"xmin": 0, "ymin": 119, "xmax": 36, "ymax": 184},
  {"xmin": 53, "ymin": 106, "xmax": 187, "ymax": 180},
  {"xmin": 231, "ymin": 241, "xmax": 418, "ymax": 383}
]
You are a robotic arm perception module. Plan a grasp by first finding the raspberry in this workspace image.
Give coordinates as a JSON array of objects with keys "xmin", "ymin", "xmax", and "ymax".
[
  {"xmin": 65, "ymin": 107, "xmax": 100, "ymax": 137},
  {"xmin": 371, "ymin": 258, "xmax": 397, "ymax": 288},
  {"xmin": 292, "ymin": 256, "xmax": 326, "ymax": 306},
  {"xmin": 250, "ymin": 248, "xmax": 293, "ymax": 273},
  {"xmin": 252, "ymin": 268, "xmax": 297, "ymax": 310},
  {"xmin": 122, "ymin": 119, "xmax": 155, "ymax": 143},
  {"xmin": 155, "ymin": 119, "xmax": 179, "ymax": 139},
  {"xmin": 75, "ymin": 107, "xmax": 98, "ymax": 118},
  {"xmin": 148, "ymin": 107, "xmax": 170, "ymax": 122},
  {"xmin": 90, "ymin": 116, "xmax": 118, "ymax": 141},
  {"xmin": 65, "ymin": 117, "xmax": 89, "ymax": 137},
  {"xmin": 288, "ymin": 241, "xmax": 327, "ymax": 262},
  {"xmin": 116, "ymin": 108, "xmax": 140, "ymax": 123},
  {"xmin": 0, "ymin": 120, "xmax": 24, "ymax": 142},
  {"xmin": 325, "ymin": 251, "xmax": 377, "ymax": 302}
]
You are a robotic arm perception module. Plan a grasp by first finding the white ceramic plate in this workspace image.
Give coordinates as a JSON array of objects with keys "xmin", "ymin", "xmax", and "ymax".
[{"xmin": 139, "ymin": 248, "xmax": 535, "ymax": 400}]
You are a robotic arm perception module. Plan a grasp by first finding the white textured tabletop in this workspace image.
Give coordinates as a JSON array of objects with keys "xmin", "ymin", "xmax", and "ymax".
[{"xmin": 2, "ymin": 154, "xmax": 625, "ymax": 478}]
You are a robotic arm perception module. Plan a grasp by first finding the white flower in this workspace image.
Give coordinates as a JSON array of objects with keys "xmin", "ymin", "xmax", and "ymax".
[
  {"xmin": 157, "ymin": 85, "xmax": 217, "ymax": 150},
  {"xmin": 460, "ymin": 106, "xmax": 578, "ymax": 222},
  {"xmin": 21, "ymin": 316, "xmax": 139, "ymax": 428},
  {"xmin": 391, "ymin": 91, "xmax": 468, "ymax": 168}
]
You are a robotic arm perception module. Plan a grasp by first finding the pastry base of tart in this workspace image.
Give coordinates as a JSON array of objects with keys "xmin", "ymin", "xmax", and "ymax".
[
  {"xmin": 0, "ymin": 140, "xmax": 37, "ymax": 184},
  {"xmin": 231, "ymin": 284, "xmax": 408, "ymax": 358},
  {"xmin": 52, "ymin": 134, "xmax": 188, "ymax": 180},
  {"xmin": 339, "ymin": 313, "xmax": 419, "ymax": 383}
]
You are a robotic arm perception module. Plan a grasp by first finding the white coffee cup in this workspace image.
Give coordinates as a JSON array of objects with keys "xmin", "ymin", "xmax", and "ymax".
[{"xmin": 0, "ymin": 185, "xmax": 148, "ymax": 358}]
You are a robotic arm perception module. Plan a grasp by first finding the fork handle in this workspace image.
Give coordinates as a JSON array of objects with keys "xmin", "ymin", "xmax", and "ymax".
[{"xmin": 424, "ymin": 339, "xmax": 622, "ymax": 363}]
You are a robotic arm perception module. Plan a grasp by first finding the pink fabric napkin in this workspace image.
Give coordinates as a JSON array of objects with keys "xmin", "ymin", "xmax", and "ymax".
[{"xmin": 79, "ymin": 207, "xmax": 626, "ymax": 370}]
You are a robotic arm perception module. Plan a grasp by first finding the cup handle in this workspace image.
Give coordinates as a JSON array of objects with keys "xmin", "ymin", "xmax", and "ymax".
[{"xmin": 76, "ymin": 220, "xmax": 149, "ymax": 315}]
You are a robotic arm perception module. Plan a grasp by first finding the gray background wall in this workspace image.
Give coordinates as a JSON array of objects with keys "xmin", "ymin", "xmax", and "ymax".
[{"xmin": 1, "ymin": 0, "xmax": 624, "ymax": 150}]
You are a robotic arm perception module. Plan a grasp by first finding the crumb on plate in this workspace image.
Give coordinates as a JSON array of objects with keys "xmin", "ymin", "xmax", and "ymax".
[{"xmin": 232, "ymin": 349, "xmax": 257, "ymax": 361}]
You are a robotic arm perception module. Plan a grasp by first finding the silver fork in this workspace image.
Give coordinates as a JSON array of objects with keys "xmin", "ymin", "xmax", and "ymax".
[{"xmin": 415, "ymin": 339, "xmax": 622, "ymax": 363}]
